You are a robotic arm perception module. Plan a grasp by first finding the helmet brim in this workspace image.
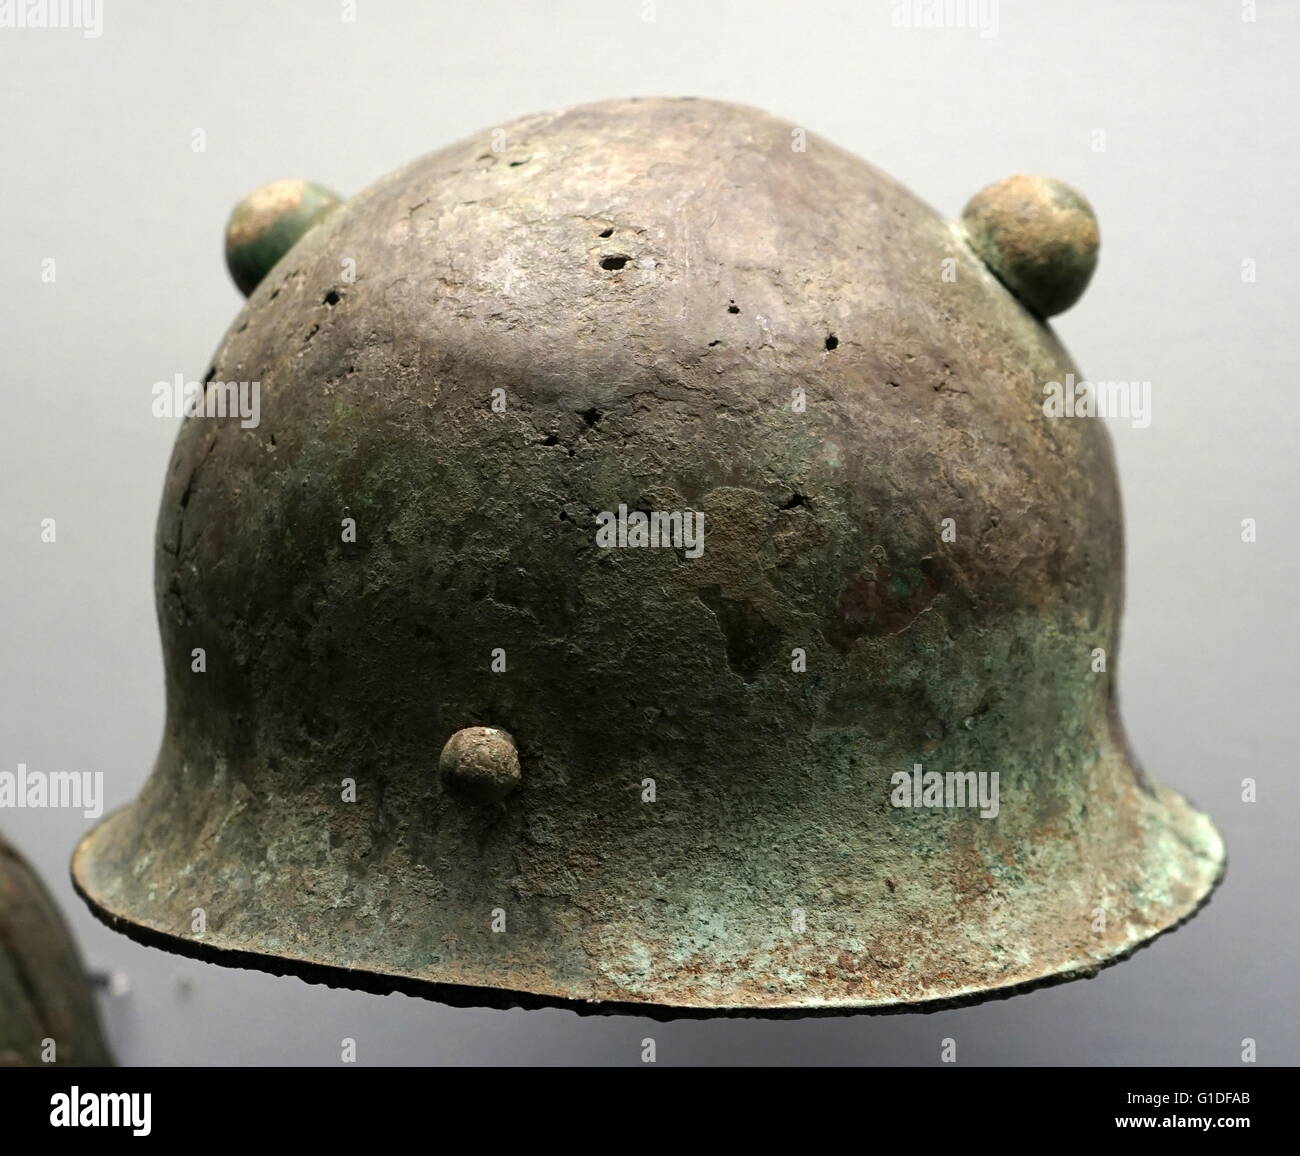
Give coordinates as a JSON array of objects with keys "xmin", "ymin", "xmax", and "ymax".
[{"xmin": 71, "ymin": 766, "xmax": 1224, "ymax": 1019}]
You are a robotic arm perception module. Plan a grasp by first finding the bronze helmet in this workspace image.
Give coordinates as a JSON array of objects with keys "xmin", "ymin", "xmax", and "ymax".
[
  {"xmin": 73, "ymin": 99, "xmax": 1223, "ymax": 1015},
  {"xmin": 2, "ymin": 832, "xmax": 112, "ymax": 1064}
]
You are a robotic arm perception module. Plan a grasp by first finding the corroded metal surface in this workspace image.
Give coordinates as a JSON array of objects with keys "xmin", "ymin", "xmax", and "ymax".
[
  {"xmin": 73, "ymin": 98, "xmax": 1223, "ymax": 1015},
  {"xmin": 225, "ymin": 179, "xmax": 342, "ymax": 297},
  {"xmin": 440, "ymin": 727, "xmax": 523, "ymax": 804},
  {"xmin": 960, "ymin": 175, "xmax": 1099, "ymax": 318},
  {"xmin": 1, "ymin": 832, "xmax": 112, "ymax": 1064}
]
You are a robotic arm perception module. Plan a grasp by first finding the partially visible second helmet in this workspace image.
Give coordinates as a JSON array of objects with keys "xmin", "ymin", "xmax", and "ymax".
[{"xmin": 1, "ymin": 832, "xmax": 112, "ymax": 1065}]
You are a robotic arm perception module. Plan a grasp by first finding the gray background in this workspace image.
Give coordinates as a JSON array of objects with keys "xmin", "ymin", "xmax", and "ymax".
[{"xmin": 1, "ymin": 0, "xmax": 1296, "ymax": 1065}]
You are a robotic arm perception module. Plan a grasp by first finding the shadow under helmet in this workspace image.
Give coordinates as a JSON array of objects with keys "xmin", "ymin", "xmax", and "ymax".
[{"xmin": 73, "ymin": 98, "xmax": 1224, "ymax": 1016}]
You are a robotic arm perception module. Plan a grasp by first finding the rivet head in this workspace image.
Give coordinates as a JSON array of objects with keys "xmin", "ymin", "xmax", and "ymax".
[
  {"xmin": 224, "ymin": 179, "xmax": 342, "ymax": 297},
  {"xmin": 438, "ymin": 727, "xmax": 521, "ymax": 803},
  {"xmin": 959, "ymin": 174, "xmax": 1099, "ymax": 318}
]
